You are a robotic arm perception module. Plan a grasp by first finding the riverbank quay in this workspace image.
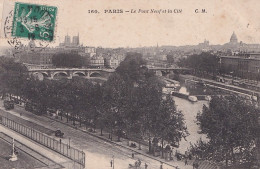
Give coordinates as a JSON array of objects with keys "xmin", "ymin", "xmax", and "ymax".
[{"xmin": 180, "ymin": 74, "xmax": 260, "ymax": 102}]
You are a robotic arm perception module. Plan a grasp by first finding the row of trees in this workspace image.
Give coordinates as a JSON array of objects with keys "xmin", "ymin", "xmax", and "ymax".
[
  {"xmin": 1, "ymin": 54, "xmax": 259, "ymax": 166},
  {"xmin": 0, "ymin": 54, "xmax": 188, "ymax": 156}
]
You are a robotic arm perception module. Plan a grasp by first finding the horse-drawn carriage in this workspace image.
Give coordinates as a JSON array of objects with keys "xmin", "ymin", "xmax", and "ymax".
[
  {"xmin": 129, "ymin": 159, "xmax": 141, "ymax": 169},
  {"xmin": 193, "ymin": 160, "xmax": 199, "ymax": 169}
]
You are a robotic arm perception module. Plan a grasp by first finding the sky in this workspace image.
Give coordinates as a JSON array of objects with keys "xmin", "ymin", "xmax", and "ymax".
[{"xmin": 0, "ymin": 0, "xmax": 260, "ymax": 48}]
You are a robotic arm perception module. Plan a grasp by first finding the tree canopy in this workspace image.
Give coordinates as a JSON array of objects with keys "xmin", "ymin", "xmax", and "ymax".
[
  {"xmin": 0, "ymin": 57, "xmax": 28, "ymax": 98},
  {"xmin": 191, "ymin": 96, "xmax": 259, "ymax": 166},
  {"xmin": 104, "ymin": 52, "xmax": 188, "ymax": 153},
  {"xmin": 178, "ymin": 52, "xmax": 219, "ymax": 76},
  {"xmin": 52, "ymin": 53, "xmax": 85, "ymax": 68}
]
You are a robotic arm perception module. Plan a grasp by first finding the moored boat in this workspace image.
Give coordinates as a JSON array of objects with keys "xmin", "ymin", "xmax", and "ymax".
[
  {"xmin": 205, "ymin": 95, "xmax": 212, "ymax": 101},
  {"xmin": 171, "ymin": 91, "xmax": 189, "ymax": 99},
  {"xmin": 188, "ymin": 96, "xmax": 198, "ymax": 102}
]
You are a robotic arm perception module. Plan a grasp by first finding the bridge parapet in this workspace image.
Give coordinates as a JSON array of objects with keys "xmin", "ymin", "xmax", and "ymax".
[
  {"xmin": 28, "ymin": 68, "xmax": 115, "ymax": 71},
  {"xmin": 28, "ymin": 68, "xmax": 115, "ymax": 80},
  {"xmin": 148, "ymin": 67, "xmax": 192, "ymax": 77}
]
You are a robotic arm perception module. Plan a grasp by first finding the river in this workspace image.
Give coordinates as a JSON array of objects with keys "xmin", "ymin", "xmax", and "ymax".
[{"xmin": 173, "ymin": 86, "xmax": 209, "ymax": 154}]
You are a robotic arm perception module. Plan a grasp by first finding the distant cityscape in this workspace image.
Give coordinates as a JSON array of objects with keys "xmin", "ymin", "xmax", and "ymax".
[{"xmin": 1, "ymin": 31, "xmax": 260, "ymax": 82}]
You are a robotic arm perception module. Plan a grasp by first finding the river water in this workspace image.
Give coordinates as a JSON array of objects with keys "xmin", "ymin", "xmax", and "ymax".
[{"xmin": 172, "ymin": 86, "xmax": 209, "ymax": 154}]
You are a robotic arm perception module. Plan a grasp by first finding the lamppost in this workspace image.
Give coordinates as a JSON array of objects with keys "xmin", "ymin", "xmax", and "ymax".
[
  {"xmin": 255, "ymin": 116, "xmax": 260, "ymax": 168},
  {"xmin": 9, "ymin": 138, "xmax": 18, "ymax": 161},
  {"xmin": 112, "ymin": 155, "xmax": 114, "ymax": 169},
  {"xmin": 69, "ymin": 137, "xmax": 71, "ymax": 149}
]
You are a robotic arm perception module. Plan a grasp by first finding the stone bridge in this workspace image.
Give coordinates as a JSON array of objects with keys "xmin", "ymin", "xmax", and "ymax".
[
  {"xmin": 148, "ymin": 67, "xmax": 192, "ymax": 76},
  {"xmin": 27, "ymin": 66, "xmax": 191, "ymax": 80},
  {"xmin": 28, "ymin": 68, "xmax": 115, "ymax": 80}
]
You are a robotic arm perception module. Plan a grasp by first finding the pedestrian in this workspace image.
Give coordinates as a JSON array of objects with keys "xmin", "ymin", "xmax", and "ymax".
[
  {"xmin": 189, "ymin": 153, "xmax": 192, "ymax": 160},
  {"xmin": 185, "ymin": 158, "xmax": 188, "ymax": 165},
  {"xmin": 137, "ymin": 159, "xmax": 141, "ymax": 167},
  {"xmin": 132, "ymin": 152, "xmax": 134, "ymax": 158},
  {"xmin": 145, "ymin": 163, "xmax": 148, "ymax": 169},
  {"xmin": 193, "ymin": 160, "xmax": 199, "ymax": 169},
  {"xmin": 184, "ymin": 153, "xmax": 188, "ymax": 165},
  {"xmin": 14, "ymin": 148, "xmax": 18, "ymax": 155},
  {"xmin": 160, "ymin": 162, "xmax": 163, "ymax": 169},
  {"xmin": 110, "ymin": 160, "xmax": 113, "ymax": 167}
]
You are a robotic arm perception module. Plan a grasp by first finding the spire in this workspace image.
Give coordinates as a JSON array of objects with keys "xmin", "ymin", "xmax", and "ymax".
[{"xmin": 78, "ymin": 32, "xmax": 80, "ymax": 45}]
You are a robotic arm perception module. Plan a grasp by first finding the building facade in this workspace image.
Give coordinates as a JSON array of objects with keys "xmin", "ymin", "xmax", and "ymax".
[
  {"xmin": 18, "ymin": 40, "xmax": 54, "ymax": 67},
  {"xmin": 104, "ymin": 55, "xmax": 119, "ymax": 69},
  {"xmin": 220, "ymin": 53, "xmax": 260, "ymax": 80},
  {"xmin": 90, "ymin": 54, "xmax": 105, "ymax": 68}
]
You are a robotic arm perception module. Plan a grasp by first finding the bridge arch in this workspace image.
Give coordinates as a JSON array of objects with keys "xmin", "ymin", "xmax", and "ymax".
[
  {"xmin": 161, "ymin": 70, "xmax": 168, "ymax": 76},
  {"xmin": 90, "ymin": 72, "xmax": 102, "ymax": 77},
  {"xmin": 155, "ymin": 70, "xmax": 162, "ymax": 76},
  {"xmin": 72, "ymin": 71, "xmax": 86, "ymax": 77},
  {"xmin": 52, "ymin": 71, "xmax": 68, "ymax": 79},
  {"xmin": 41, "ymin": 72, "xmax": 49, "ymax": 78},
  {"xmin": 32, "ymin": 72, "xmax": 44, "ymax": 80}
]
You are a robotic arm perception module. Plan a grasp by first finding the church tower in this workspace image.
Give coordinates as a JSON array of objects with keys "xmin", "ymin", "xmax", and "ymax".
[
  {"xmin": 64, "ymin": 33, "xmax": 71, "ymax": 46},
  {"xmin": 72, "ymin": 33, "xmax": 80, "ymax": 46}
]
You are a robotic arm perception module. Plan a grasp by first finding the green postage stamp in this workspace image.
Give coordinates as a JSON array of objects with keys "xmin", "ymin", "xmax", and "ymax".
[{"xmin": 12, "ymin": 2, "xmax": 57, "ymax": 41}]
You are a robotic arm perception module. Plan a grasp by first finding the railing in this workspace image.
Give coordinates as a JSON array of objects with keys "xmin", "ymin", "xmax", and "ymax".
[{"xmin": 0, "ymin": 116, "xmax": 85, "ymax": 168}]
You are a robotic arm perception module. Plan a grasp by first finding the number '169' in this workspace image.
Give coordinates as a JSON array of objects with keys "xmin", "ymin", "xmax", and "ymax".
[{"xmin": 88, "ymin": 10, "xmax": 99, "ymax": 13}]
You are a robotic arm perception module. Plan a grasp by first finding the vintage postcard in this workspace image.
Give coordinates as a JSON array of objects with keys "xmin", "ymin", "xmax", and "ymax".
[{"xmin": 0, "ymin": 0, "xmax": 259, "ymax": 169}]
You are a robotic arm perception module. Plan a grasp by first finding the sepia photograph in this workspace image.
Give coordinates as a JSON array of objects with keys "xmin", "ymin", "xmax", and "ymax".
[{"xmin": 0, "ymin": 0, "xmax": 259, "ymax": 168}]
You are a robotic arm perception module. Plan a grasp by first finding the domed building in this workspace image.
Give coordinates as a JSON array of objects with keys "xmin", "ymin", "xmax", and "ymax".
[
  {"xmin": 230, "ymin": 31, "xmax": 238, "ymax": 44},
  {"xmin": 223, "ymin": 31, "xmax": 240, "ymax": 51}
]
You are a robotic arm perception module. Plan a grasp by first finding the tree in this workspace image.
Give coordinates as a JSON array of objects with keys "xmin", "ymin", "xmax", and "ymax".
[
  {"xmin": 192, "ymin": 96, "xmax": 259, "ymax": 166},
  {"xmin": 0, "ymin": 57, "xmax": 28, "ymax": 99},
  {"xmin": 152, "ymin": 94, "xmax": 188, "ymax": 158},
  {"xmin": 103, "ymin": 53, "xmax": 149, "ymax": 141},
  {"xmin": 136, "ymin": 76, "xmax": 163, "ymax": 152},
  {"xmin": 104, "ymin": 52, "xmax": 157, "ymax": 142},
  {"xmin": 116, "ymin": 52, "xmax": 148, "ymax": 85},
  {"xmin": 169, "ymin": 72, "xmax": 180, "ymax": 81},
  {"xmin": 104, "ymin": 52, "xmax": 188, "ymax": 149},
  {"xmin": 103, "ymin": 73, "xmax": 128, "ymax": 141},
  {"xmin": 177, "ymin": 52, "xmax": 219, "ymax": 77},
  {"xmin": 87, "ymin": 83, "xmax": 103, "ymax": 131},
  {"xmin": 52, "ymin": 53, "xmax": 84, "ymax": 68}
]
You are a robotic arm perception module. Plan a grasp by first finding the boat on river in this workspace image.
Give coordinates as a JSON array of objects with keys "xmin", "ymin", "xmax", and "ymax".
[
  {"xmin": 188, "ymin": 96, "xmax": 198, "ymax": 102},
  {"xmin": 171, "ymin": 91, "xmax": 189, "ymax": 99},
  {"xmin": 205, "ymin": 95, "xmax": 212, "ymax": 101},
  {"xmin": 171, "ymin": 91, "xmax": 198, "ymax": 102}
]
